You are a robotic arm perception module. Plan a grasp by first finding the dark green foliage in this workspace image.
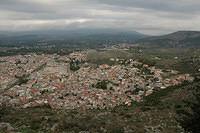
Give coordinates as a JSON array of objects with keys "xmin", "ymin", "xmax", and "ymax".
[
  {"xmin": 70, "ymin": 65, "xmax": 80, "ymax": 71},
  {"xmin": 70, "ymin": 60, "xmax": 80, "ymax": 71},
  {"xmin": 95, "ymin": 80, "xmax": 108, "ymax": 90},
  {"xmin": 40, "ymin": 89, "xmax": 48, "ymax": 95},
  {"xmin": 15, "ymin": 60, "xmax": 21, "ymax": 65},
  {"xmin": 15, "ymin": 74, "xmax": 29, "ymax": 85},
  {"xmin": 141, "ymin": 67, "xmax": 153, "ymax": 75},
  {"xmin": 109, "ymin": 87, "xmax": 113, "ymax": 90},
  {"xmin": 178, "ymin": 84, "xmax": 200, "ymax": 133}
]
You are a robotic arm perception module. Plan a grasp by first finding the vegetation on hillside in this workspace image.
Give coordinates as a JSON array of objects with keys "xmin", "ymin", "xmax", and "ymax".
[
  {"xmin": 177, "ymin": 81, "xmax": 200, "ymax": 133},
  {"xmin": 136, "ymin": 31, "xmax": 200, "ymax": 48},
  {"xmin": 1, "ymin": 80, "xmax": 199, "ymax": 132}
]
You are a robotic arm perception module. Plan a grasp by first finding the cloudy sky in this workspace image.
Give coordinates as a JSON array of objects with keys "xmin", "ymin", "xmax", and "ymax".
[{"xmin": 0, "ymin": 0, "xmax": 200, "ymax": 35}]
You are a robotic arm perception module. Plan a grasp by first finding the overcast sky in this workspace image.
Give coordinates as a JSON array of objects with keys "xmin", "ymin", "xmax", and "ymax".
[{"xmin": 0, "ymin": 0, "xmax": 200, "ymax": 35}]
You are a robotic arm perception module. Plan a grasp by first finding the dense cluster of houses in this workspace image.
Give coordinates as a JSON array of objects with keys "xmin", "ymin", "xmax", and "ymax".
[{"xmin": 0, "ymin": 52, "xmax": 194, "ymax": 109}]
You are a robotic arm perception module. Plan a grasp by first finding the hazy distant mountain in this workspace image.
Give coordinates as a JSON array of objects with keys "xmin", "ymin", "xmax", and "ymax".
[
  {"xmin": 136, "ymin": 31, "xmax": 200, "ymax": 48},
  {"xmin": 0, "ymin": 28, "xmax": 148, "ymax": 47},
  {"xmin": 0, "ymin": 28, "xmax": 148, "ymax": 40}
]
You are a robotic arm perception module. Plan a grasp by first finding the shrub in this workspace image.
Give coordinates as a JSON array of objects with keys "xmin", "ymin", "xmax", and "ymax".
[{"xmin": 95, "ymin": 80, "xmax": 108, "ymax": 90}]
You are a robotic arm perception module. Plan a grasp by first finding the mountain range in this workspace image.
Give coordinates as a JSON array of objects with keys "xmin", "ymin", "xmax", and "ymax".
[
  {"xmin": 1, "ymin": 29, "xmax": 200, "ymax": 48},
  {"xmin": 0, "ymin": 28, "xmax": 149, "ymax": 47},
  {"xmin": 0, "ymin": 28, "xmax": 148, "ymax": 41}
]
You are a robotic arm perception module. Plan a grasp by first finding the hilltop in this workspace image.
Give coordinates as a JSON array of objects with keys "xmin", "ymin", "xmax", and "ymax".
[{"xmin": 135, "ymin": 31, "xmax": 200, "ymax": 48}]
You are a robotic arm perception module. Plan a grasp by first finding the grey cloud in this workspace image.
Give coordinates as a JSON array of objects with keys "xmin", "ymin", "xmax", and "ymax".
[
  {"xmin": 93, "ymin": 0, "xmax": 200, "ymax": 13},
  {"xmin": 0, "ymin": 0, "xmax": 200, "ymax": 35},
  {"xmin": 0, "ymin": 0, "xmax": 51, "ymax": 13}
]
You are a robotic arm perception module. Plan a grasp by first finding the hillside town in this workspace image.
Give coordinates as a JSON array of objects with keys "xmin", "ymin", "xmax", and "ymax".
[{"xmin": 0, "ymin": 51, "xmax": 194, "ymax": 109}]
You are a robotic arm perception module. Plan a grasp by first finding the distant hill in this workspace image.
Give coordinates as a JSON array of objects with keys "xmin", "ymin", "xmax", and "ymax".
[
  {"xmin": 0, "ymin": 28, "xmax": 148, "ymax": 47},
  {"xmin": 136, "ymin": 31, "xmax": 200, "ymax": 48}
]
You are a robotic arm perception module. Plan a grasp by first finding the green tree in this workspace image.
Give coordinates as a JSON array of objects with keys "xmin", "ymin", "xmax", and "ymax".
[{"xmin": 95, "ymin": 80, "xmax": 108, "ymax": 90}]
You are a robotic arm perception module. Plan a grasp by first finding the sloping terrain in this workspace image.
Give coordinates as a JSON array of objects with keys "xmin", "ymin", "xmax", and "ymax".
[
  {"xmin": 1, "ymin": 80, "xmax": 199, "ymax": 133},
  {"xmin": 136, "ymin": 31, "xmax": 200, "ymax": 48}
]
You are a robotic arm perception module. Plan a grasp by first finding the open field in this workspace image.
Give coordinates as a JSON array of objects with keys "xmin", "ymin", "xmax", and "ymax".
[{"xmin": 87, "ymin": 49, "xmax": 133, "ymax": 66}]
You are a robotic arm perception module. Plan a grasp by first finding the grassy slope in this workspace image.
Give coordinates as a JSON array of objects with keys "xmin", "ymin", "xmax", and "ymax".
[
  {"xmin": 87, "ymin": 48, "xmax": 200, "ymax": 74},
  {"xmin": 128, "ymin": 48, "xmax": 200, "ymax": 74}
]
